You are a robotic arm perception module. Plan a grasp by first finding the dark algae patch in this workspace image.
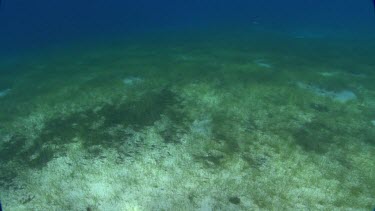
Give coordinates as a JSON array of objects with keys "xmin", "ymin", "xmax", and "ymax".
[
  {"xmin": 293, "ymin": 121, "xmax": 333, "ymax": 153},
  {"xmin": 0, "ymin": 87, "xmax": 186, "ymax": 169},
  {"xmin": 228, "ymin": 196, "xmax": 241, "ymax": 205}
]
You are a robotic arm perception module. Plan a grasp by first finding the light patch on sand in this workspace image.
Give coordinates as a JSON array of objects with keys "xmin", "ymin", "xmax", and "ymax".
[
  {"xmin": 123, "ymin": 77, "xmax": 143, "ymax": 86},
  {"xmin": 254, "ymin": 59, "xmax": 272, "ymax": 68},
  {"xmin": 190, "ymin": 118, "xmax": 212, "ymax": 137},
  {"xmin": 297, "ymin": 82, "xmax": 357, "ymax": 103},
  {"xmin": 0, "ymin": 89, "xmax": 11, "ymax": 97},
  {"xmin": 319, "ymin": 72, "xmax": 339, "ymax": 77},
  {"xmin": 333, "ymin": 90, "xmax": 357, "ymax": 103},
  {"xmin": 319, "ymin": 71, "xmax": 366, "ymax": 78}
]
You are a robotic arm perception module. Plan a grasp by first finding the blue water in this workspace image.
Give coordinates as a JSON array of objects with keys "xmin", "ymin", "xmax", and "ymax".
[{"xmin": 0, "ymin": 0, "xmax": 374, "ymax": 54}]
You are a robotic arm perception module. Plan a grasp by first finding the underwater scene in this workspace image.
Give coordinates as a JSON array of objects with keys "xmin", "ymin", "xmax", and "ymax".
[{"xmin": 0, "ymin": 1, "xmax": 375, "ymax": 210}]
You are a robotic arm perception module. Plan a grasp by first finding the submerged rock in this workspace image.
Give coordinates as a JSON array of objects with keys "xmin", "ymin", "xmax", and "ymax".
[{"xmin": 371, "ymin": 120, "xmax": 375, "ymax": 126}]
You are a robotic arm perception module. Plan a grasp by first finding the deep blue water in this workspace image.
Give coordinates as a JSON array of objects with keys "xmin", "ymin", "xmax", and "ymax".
[{"xmin": 0, "ymin": 0, "xmax": 374, "ymax": 55}]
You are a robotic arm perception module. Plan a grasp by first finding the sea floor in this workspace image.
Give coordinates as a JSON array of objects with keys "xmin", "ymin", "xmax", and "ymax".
[{"xmin": 0, "ymin": 31, "xmax": 374, "ymax": 210}]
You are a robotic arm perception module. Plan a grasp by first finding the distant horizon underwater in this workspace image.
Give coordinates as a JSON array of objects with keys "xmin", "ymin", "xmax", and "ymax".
[{"xmin": 0, "ymin": 1, "xmax": 375, "ymax": 210}]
